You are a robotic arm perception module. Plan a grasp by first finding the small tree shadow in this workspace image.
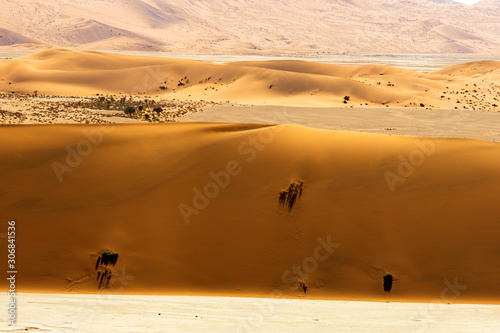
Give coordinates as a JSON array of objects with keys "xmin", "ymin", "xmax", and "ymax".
[
  {"xmin": 299, "ymin": 280, "xmax": 308, "ymax": 295},
  {"xmin": 95, "ymin": 250, "xmax": 119, "ymax": 290},
  {"xmin": 278, "ymin": 179, "xmax": 304, "ymax": 213}
]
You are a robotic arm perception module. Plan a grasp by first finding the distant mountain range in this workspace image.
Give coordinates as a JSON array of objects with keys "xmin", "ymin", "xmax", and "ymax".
[{"xmin": 0, "ymin": 0, "xmax": 498, "ymax": 54}]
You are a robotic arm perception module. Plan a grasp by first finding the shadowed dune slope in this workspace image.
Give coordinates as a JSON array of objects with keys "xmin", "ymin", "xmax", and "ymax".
[
  {"xmin": 1, "ymin": 123, "xmax": 499, "ymax": 303},
  {"xmin": 0, "ymin": 50, "xmax": 499, "ymax": 109}
]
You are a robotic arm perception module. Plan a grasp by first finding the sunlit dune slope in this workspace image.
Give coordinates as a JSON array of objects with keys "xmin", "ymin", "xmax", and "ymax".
[
  {"xmin": 0, "ymin": 50, "xmax": 499, "ymax": 109},
  {"xmin": 1, "ymin": 123, "xmax": 499, "ymax": 303},
  {"xmin": 431, "ymin": 60, "xmax": 500, "ymax": 76}
]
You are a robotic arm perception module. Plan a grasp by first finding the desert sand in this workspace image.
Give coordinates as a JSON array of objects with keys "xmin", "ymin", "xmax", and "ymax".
[
  {"xmin": 10, "ymin": 98, "xmax": 497, "ymax": 142},
  {"xmin": 0, "ymin": 93, "xmax": 217, "ymax": 124},
  {"xmin": 1, "ymin": 50, "xmax": 499, "ymax": 110},
  {"xmin": 1, "ymin": 0, "xmax": 499, "ymax": 54},
  {"xmin": 181, "ymin": 105, "xmax": 500, "ymax": 143},
  {"xmin": 1, "ymin": 50, "xmax": 500, "ymax": 333},
  {"xmin": 1, "ymin": 122, "xmax": 500, "ymax": 303},
  {"xmin": 1, "ymin": 0, "xmax": 499, "ymax": 330},
  {"xmin": 1, "ymin": 293, "xmax": 500, "ymax": 332}
]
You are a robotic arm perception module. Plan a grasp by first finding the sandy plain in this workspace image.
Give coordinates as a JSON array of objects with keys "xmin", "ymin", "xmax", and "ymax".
[
  {"xmin": 1, "ymin": 293, "xmax": 500, "ymax": 332},
  {"xmin": 1, "ymin": 50, "xmax": 499, "ymax": 332}
]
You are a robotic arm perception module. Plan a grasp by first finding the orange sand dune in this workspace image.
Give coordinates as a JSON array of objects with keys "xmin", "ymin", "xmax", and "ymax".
[
  {"xmin": 229, "ymin": 60, "xmax": 421, "ymax": 78},
  {"xmin": 1, "ymin": 123, "xmax": 499, "ymax": 303},
  {"xmin": 431, "ymin": 60, "xmax": 500, "ymax": 76},
  {"xmin": 0, "ymin": 50, "xmax": 499, "ymax": 109}
]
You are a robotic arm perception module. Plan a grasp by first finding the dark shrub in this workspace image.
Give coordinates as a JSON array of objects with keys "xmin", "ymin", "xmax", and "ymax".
[
  {"xmin": 124, "ymin": 106, "xmax": 135, "ymax": 115},
  {"xmin": 383, "ymin": 273, "xmax": 393, "ymax": 292}
]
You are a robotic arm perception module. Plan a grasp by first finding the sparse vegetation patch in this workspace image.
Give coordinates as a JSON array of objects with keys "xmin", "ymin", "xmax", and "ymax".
[
  {"xmin": 279, "ymin": 179, "xmax": 304, "ymax": 212},
  {"xmin": 95, "ymin": 250, "xmax": 119, "ymax": 290}
]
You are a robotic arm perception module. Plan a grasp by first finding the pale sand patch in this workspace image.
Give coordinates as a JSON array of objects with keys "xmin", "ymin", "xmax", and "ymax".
[
  {"xmin": 1, "ymin": 0, "xmax": 500, "ymax": 54},
  {"xmin": 181, "ymin": 105, "xmax": 500, "ymax": 143},
  {"xmin": 1, "ymin": 293, "xmax": 499, "ymax": 332}
]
